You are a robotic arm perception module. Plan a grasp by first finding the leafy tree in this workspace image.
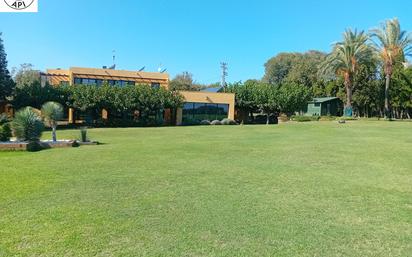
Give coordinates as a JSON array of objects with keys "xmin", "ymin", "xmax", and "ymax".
[
  {"xmin": 41, "ymin": 101, "xmax": 64, "ymax": 142},
  {"xmin": 263, "ymin": 51, "xmax": 327, "ymax": 87},
  {"xmin": 226, "ymin": 80, "xmax": 259, "ymax": 123},
  {"xmin": 277, "ymin": 83, "xmax": 311, "ymax": 116},
  {"xmin": 370, "ymin": 18, "xmax": 412, "ymax": 119},
  {"xmin": 254, "ymin": 83, "xmax": 279, "ymax": 124},
  {"xmin": 320, "ymin": 29, "xmax": 373, "ymax": 116},
  {"xmin": 169, "ymin": 71, "xmax": 205, "ymax": 91},
  {"xmin": 0, "ymin": 33, "xmax": 14, "ymax": 101},
  {"xmin": 12, "ymin": 63, "xmax": 41, "ymax": 89}
]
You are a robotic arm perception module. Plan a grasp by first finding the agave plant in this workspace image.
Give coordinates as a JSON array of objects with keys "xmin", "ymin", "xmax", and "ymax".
[
  {"xmin": 370, "ymin": 18, "xmax": 412, "ymax": 119},
  {"xmin": 320, "ymin": 29, "xmax": 374, "ymax": 116},
  {"xmin": 11, "ymin": 107, "xmax": 44, "ymax": 142},
  {"xmin": 41, "ymin": 101, "xmax": 64, "ymax": 142}
]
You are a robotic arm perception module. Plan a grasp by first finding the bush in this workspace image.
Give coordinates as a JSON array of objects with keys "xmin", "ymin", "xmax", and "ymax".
[
  {"xmin": 291, "ymin": 115, "xmax": 320, "ymax": 122},
  {"xmin": 211, "ymin": 120, "xmax": 222, "ymax": 125},
  {"xmin": 0, "ymin": 114, "xmax": 11, "ymax": 141},
  {"xmin": 221, "ymin": 118, "xmax": 237, "ymax": 125},
  {"xmin": 200, "ymin": 120, "xmax": 211, "ymax": 125},
  {"xmin": 26, "ymin": 141, "xmax": 43, "ymax": 152},
  {"xmin": 11, "ymin": 107, "xmax": 44, "ymax": 142},
  {"xmin": 337, "ymin": 116, "xmax": 358, "ymax": 121},
  {"xmin": 319, "ymin": 116, "xmax": 338, "ymax": 121},
  {"xmin": 253, "ymin": 115, "xmax": 278, "ymax": 124},
  {"xmin": 80, "ymin": 127, "xmax": 88, "ymax": 142}
]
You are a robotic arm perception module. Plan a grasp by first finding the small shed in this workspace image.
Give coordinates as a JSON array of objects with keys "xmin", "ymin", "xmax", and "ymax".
[{"xmin": 304, "ymin": 97, "xmax": 342, "ymax": 116}]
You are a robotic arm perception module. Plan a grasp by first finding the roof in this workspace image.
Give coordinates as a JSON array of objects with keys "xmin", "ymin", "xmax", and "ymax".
[
  {"xmin": 310, "ymin": 97, "xmax": 340, "ymax": 103},
  {"xmin": 70, "ymin": 67, "xmax": 169, "ymax": 81},
  {"xmin": 201, "ymin": 87, "xmax": 223, "ymax": 93}
]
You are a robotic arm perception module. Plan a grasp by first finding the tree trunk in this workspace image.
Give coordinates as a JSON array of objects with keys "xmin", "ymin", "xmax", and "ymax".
[
  {"xmin": 266, "ymin": 114, "xmax": 270, "ymax": 125},
  {"xmin": 384, "ymin": 73, "xmax": 391, "ymax": 119},
  {"xmin": 52, "ymin": 122, "xmax": 57, "ymax": 142},
  {"xmin": 344, "ymin": 75, "xmax": 353, "ymax": 117}
]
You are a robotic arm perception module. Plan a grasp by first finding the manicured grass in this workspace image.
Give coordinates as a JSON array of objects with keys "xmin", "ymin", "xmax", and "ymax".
[{"xmin": 1, "ymin": 122, "xmax": 412, "ymax": 256}]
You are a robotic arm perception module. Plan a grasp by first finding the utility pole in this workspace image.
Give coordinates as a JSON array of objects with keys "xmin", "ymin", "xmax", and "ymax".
[{"xmin": 220, "ymin": 62, "xmax": 228, "ymax": 91}]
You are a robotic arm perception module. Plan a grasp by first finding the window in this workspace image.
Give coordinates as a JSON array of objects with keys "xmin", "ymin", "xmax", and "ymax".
[
  {"xmin": 182, "ymin": 102, "xmax": 229, "ymax": 125},
  {"xmin": 74, "ymin": 78, "xmax": 82, "ymax": 84},
  {"xmin": 151, "ymin": 82, "xmax": 160, "ymax": 89}
]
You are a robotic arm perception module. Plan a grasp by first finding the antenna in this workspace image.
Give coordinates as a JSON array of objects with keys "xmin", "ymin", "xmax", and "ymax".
[
  {"xmin": 112, "ymin": 50, "xmax": 116, "ymax": 65},
  {"xmin": 157, "ymin": 63, "xmax": 162, "ymax": 72},
  {"xmin": 160, "ymin": 68, "xmax": 167, "ymax": 73},
  {"xmin": 220, "ymin": 62, "xmax": 228, "ymax": 89},
  {"xmin": 138, "ymin": 66, "xmax": 145, "ymax": 72}
]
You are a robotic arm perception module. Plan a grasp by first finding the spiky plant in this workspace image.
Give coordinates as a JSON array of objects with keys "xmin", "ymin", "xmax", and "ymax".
[
  {"xmin": 11, "ymin": 107, "xmax": 44, "ymax": 142},
  {"xmin": 370, "ymin": 18, "xmax": 412, "ymax": 119},
  {"xmin": 320, "ymin": 29, "xmax": 374, "ymax": 116},
  {"xmin": 41, "ymin": 101, "xmax": 64, "ymax": 142}
]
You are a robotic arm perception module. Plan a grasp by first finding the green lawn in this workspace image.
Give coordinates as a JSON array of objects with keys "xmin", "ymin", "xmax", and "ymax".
[{"xmin": 1, "ymin": 122, "xmax": 412, "ymax": 256}]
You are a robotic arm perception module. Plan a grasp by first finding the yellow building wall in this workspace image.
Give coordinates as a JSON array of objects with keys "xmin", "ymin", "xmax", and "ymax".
[{"xmin": 176, "ymin": 91, "xmax": 235, "ymax": 125}]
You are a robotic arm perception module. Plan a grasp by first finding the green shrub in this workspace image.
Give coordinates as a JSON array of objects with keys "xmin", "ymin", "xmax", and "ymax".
[
  {"xmin": 0, "ymin": 114, "xmax": 12, "ymax": 141},
  {"xmin": 319, "ymin": 116, "xmax": 338, "ymax": 121},
  {"xmin": 80, "ymin": 127, "xmax": 88, "ymax": 142},
  {"xmin": 291, "ymin": 115, "xmax": 320, "ymax": 122},
  {"xmin": 200, "ymin": 120, "xmax": 211, "ymax": 125},
  {"xmin": 26, "ymin": 141, "xmax": 43, "ymax": 152},
  {"xmin": 211, "ymin": 120, "xmax": 222, "ymax": 125},
  {"xmin": 11, "ymin": 107, "xmax": 44, "ymax": 142},
  {"xmin": 337, "ymin": 116, "xmax": 358, "ymax": 121},
  {"xmin": 221, "ymin": 118, "xmax": 237, "ymax": 125}
]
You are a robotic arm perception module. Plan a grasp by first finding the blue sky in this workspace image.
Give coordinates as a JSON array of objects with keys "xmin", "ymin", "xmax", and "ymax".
[{"xmin": 0, "ymin": 0, "xmax": 411, "ymax": 84}]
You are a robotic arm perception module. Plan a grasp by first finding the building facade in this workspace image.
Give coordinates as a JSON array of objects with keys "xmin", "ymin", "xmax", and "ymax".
[
  {"xmin": 44, "ymin": 66, "xmax": 235, "ymax": 125},
  {"xmin": 45, "ymin": 67, "xmax": 169, "ymax": 88}
]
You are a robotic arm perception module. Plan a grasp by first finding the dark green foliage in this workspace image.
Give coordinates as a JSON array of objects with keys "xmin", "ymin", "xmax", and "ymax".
[
  {"xmin": 263, "ymin": 51, "xmax": 327, "ymax": 86},
  {"xmin": 80, "ymin": 127, "xmax": 87, "ymax": 142},
  {"xmin": 227, "ymin": 80, "xmax": 310, "ymax": 123},
  {"xmin": 291, "ymin": 115, "xmax": 320, "ymax": 122},
  {"xmin": 11, "ymin": 107, "xmax": 44, "ymax": 142},
  {"xmin": 0, "ymin": 33, "xmax": 15, "ymax": 101},
  {"xmin": 13, "ymin": 81, "xmax": 68, "ymax": 110},
  {"xmin": 26, "ymin": 141, "xmax": 43, "ymax": 152},
  {"xmin": 68, "ymin": 84, "xmax": 183, "ymax": 125},
  {"xmin": 0, "ymin": 114, "xmax": 11, "ymax": 141}
]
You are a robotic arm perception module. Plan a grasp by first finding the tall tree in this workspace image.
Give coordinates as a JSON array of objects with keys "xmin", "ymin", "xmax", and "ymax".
[
  {"xmin": 370, "ymin": 18, "xmax": 412, "ymax": 119},
  {"xmin": 12, "ymin": 63, "xmax": 41, "ymax": 88},
  {"xmin": 263, "ymin": 51, "xmax": 327, "ymax": 87},
  {"xmin": 0, "ymin": 33, "xmax": 14, "ymax": 101},
  {"xmin": 320, "ymin": 29, "xmax": 373, "ymax": 116},
  {"xmin": 169, "ymin": 71, "xmax": 205, "ymax": 91}
]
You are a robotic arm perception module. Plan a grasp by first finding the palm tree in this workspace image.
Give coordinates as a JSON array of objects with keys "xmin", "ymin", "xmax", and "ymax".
[
  {"xmin": 370, "ymin": 18, "xmax": 412, "ymax": 119},
  {"xmin": 41, "ymin": 101, "xmax": 63, "ymax": 142},
  {"xmin": 320, "ymin": 29, "xmax": 373, "ymax": 116}
]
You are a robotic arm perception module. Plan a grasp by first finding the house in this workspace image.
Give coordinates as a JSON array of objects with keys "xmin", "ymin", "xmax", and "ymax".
[
  {"xmin": 304, "ymin": 97, "xmax": 343, "ymax": 116},
  {"xmin": 43, "ymin": 66, "xmax": 235, "ymax": 125}
]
